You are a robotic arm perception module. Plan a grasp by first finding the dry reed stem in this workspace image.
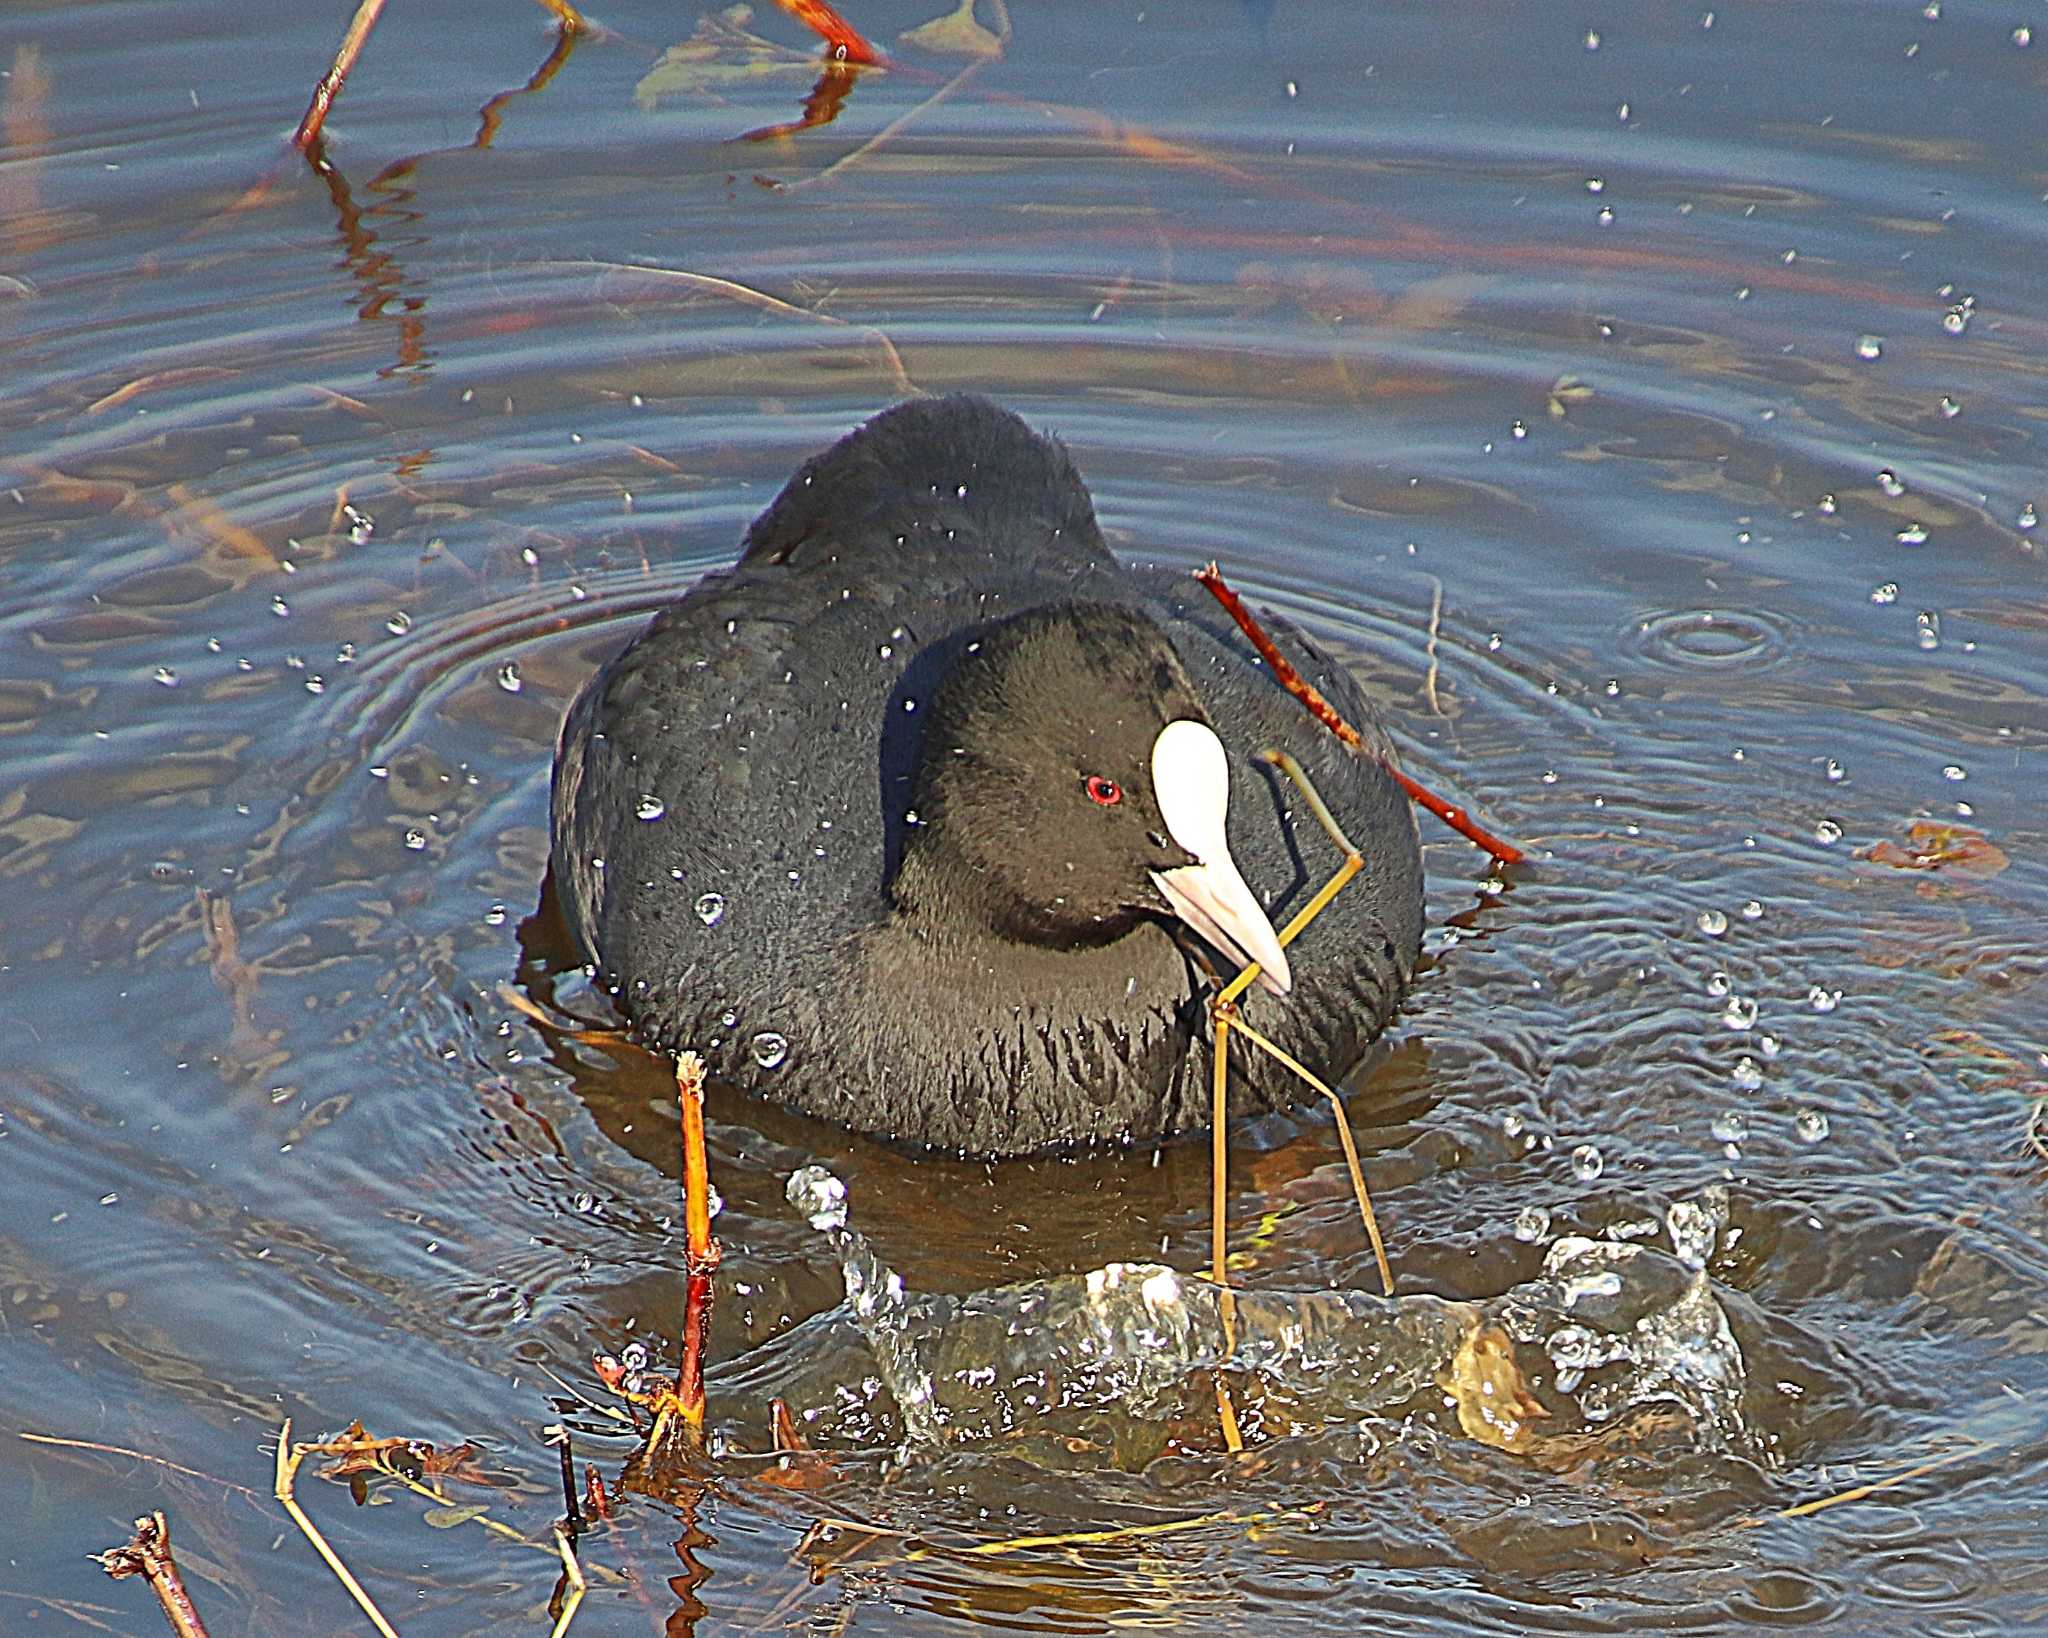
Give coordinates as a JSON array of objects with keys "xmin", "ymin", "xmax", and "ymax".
[
  {"xmin": 1224, "ymin": 1014, "xmax": 1392, "ymax": 1297},
  {"xmin": 548, "ymin": 1527, "xmax": 587, "ymax": 1638},
  {"xmin": 273, "ymin": 1419, "xmax": 401, "ymax": 1638},
  {"xmin": 560, "ymin": 261, "xmax": 916, "ymax": 397},
  {"xmin": 1424, "ymin": 575, "xmax": 1444, "ymax": 716},
  {"xmin": 19, "ymin": 1430, "xmax": 263, "ymax": 1500},
  {"xmin": 1752, "ymin": 1440, "xmax": 1989, "ymax": 1524}
]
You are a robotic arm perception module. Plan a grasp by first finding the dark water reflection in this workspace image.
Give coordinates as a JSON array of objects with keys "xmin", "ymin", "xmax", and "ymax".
[{"xmin": 3, "ymin": 1, "xmax": 2046, "ymax": 1632}]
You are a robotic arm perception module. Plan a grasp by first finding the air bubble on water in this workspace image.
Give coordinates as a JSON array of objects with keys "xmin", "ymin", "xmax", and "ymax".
[
  {"xmin": 154, "ymin": 666, "xmax": 178, "ymax": 687},
  {"xmin": 694, "ymin": 892, "xmax": 727, "ymax": 926},
  {"xmin": 497, "ymin": 662, "xmax": 523, "ymax": 693},
  {"xmin": 573, "ymin": 1191, "xmax": 597, "ymax": 1214},
  {"xmin": 1513, "ymin": 1204, "xmax": 1551, "ymax": 1243},
  {"xmin": 1697, "ymin": 908, "xmax": 1728, "ymax": 937},
  {"xmin": 1817, "ymin": 493, "xmax": 1837, "ymax": 515},
  {"xmin": 1877, "ymin": 468, "xmax": 1906, "ymax": 498},
  {"xmin": 1808, "ymin": 985, "xmax": 1839, "ymax": 1013},
  {"xmin": 1856, "ymin": 335, "xmax": 1883, "ymax": 360},
  {"xmin": 1586, "ymin": 177, "xmax": 1605, "ymax": 193},
  {"xmin": 1939, "ymin": 396, "xmax": 1961, "ymax": 418},
  {"xmin": 2015, "ymin": 25, "xmax": 2033, "ymax": 45},
  {"xmin": 751, "ymin": 1031, "xmax": 789, "ymax": 1069},
  {"xmin": 636, "ymin": 795, "xmax": 666, "ymax": 821},
  {"xmin": 1896, "ymin": 523, "xmax": 1928, "ymax": 545},
  {"xmin": 1511, "ymin": 420, "xmax": 1528, "ymax": 440},
  {"xmin": 787, "ymin": 1164, "xmax": 848, "ymax": 1232},
  {"xmin": 1723, "ymin": 996, "xmax": 1759, "ymax": 1031},
  {"xmin": 1560, "ymin": 1269, "xmax": 1623, "ymax": 1308},
  {"xmin": 386, "ymin": 611, "xmax": 413, "ymax": 636},
  {"xmin": 1942, "ymin": 299, "xmax": 1974, "ymax": 334},
  {"xmin": 1570, "ymin": 1144, "xmax": 1604, "ymax": 1183},
  {"xmin": 404, "ymin": 828, "xmax": 427, "ymax": 851},
  {"xmin": 1758, "ymin": 1033, "xmax": 1781, "ymax": 1059},
  {"xmin": 1706, "ymin": 970, "xmax": 1731, "ymax": 998},
  {"xmin": 1916, "ymin": 611, "xmax": 1940, "ymax": 649},
  {"xmin": 1872, "ymin": 582, "xmax": 1898, "ymax": 604},
  {"xmin": 1502, "ymin": 1111, "xmax": 1526, "ymax": 1139},
  {"xmin": 1795, "ymin": 1108, "xmax": 1831, "ymax": 1143},
  {"xmin": 1741, "ymin": 900, "xmax": 1763, "ymax": 920},
  {"xmin": 1814, "ymin": 818, "xmax": 1844, "ymax": 845},
  {"xmin": 2020, "ymin": 503, "xmax": 2039, "ymax": 531},
  {"xmin": 1942, "ymin": 764, "xmax": 1966, "ymax": 781},
  {"xmin": 1584, "ymin": 28, "xmax": 1600, "ymax": 48},
  {"xmin": 1596, "ymin": 206, "xmax": 1615, "ymax": 226},
  {"xmin": 1727, "ymin": 1052, "xmax": 1761, "ymax": 1093}
]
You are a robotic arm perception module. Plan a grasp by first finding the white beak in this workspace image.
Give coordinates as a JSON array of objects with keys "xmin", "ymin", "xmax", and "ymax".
[{"xmin": 1147, "ymin": 719, "xmax": 1292, "ymax": 997}]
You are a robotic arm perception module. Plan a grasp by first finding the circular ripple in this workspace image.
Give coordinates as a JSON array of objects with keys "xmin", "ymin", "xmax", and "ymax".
[{"xmin": 1625, "ymin": 607, "xmax": 1797, "ymax": 673}]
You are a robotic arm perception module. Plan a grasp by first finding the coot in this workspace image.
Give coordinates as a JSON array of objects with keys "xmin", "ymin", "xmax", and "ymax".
[{"xmin": 551, "ymin": 397, "xmax": 1423, "ymax": 1154}]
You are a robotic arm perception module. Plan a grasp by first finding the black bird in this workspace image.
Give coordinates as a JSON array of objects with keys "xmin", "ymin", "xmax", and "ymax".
[{"xmin": 550, "ymin": 397, "xmax": 1423, "ymax": 1155}]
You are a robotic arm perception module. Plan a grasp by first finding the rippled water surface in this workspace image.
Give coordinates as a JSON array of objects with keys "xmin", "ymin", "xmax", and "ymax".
[{"xmin": 4, "ymin": 2, "xmax": 2045, "ymax": 1632}]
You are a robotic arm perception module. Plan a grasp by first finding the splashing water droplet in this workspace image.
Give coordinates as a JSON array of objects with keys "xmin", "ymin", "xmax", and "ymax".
[
  {"xmin": 1877, "ymin": 469, "xmax": 1906, "ymax": 498},
  {"xmin": 1942, "ymin": 764, "xmax": 1966, "ymax": 781},
  {"xmin": 1513, "ymin": 1204, "xmax": 1552, "ymax": 1243},
  {"xmin": 153, "ymin": 666, "xmax": 178, "ymax": 687},
  {"xmin": 1697, "ymin": 908, "xmax": 1729, "ymax": 937},
  {"xmin": 404, "ymin": 828, "xmax": 428, "ymax": 851},
  {"xmin": 1896, "ymin": 523, "xmax": 1928, "ymax": 545},
  {"xmin": 694, "ymin": 892, "xmax": 727, "ymax": 927},
  {"xmin": 1570, "ymin": 1144, "xmax": 1604, "ymax": 1183},
  {"xmin": 787, "ymin": 1164, "xmax": 848, "ymax": 1232},
  {"xmin": 1814, "ymin": 819, "xmax": 1844, "ymax": 845},
  {"xmin": 2019, "ymin": 503, "xmax": 2038, "ymax": 531},
  {"xmin": 1723, "ymin": 996, "xmax": 1759, "ymax": 1031},
  {"xmin": 1795, "ymin": 1109, "xmax": 1831, "ymax": 1143},
  {"xmin": 1808, "ymin": 985, "xmax": 1840, "ymax": 1013},
  {"xmin": 1871, "ymin": 582, "xmax": 1898, "ymax": 604},
  {"xmin": 386, "ymin": 611, "xmax": 413, "ymax": 636},
  {"xmin": 497, "ymin": 662, "xmax": 523, "ymax": 693}
]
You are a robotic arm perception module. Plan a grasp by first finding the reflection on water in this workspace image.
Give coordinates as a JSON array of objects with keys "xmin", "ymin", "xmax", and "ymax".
[{"xmin": 2, "ymin": 0, "xmax": 2046, "ymax": 1633}]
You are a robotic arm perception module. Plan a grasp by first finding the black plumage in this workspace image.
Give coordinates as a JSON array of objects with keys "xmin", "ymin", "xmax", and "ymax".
[{"xmin": 551, "ymin": 396, "xmax": 1422, "ymax": 1154}]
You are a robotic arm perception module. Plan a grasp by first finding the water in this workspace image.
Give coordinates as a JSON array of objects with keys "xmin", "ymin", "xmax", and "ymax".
[{"xmin": 3, "ymin": 1, "xmax": 2046, "ymax": 1632}]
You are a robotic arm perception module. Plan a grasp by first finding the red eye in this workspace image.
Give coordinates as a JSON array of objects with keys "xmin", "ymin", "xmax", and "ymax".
[{"xmin": 1084, "ymin": 775, "xmax": 1122, "ymax": 807}]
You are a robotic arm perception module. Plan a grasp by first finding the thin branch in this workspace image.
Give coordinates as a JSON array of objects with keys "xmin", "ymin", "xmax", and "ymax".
[
  {"xmin": 1194, "ymin": 564, "xmax": 1524, "ymax": 865},
  {"xmin": 95, "ymin": 1513, "xmax": 209, "ymax": 1638}
]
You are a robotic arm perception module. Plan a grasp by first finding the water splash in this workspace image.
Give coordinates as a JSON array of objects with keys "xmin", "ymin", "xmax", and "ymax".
[{"xmin": 770, "ymin": 1170, "xmax": 1760, "ymax": 1467}]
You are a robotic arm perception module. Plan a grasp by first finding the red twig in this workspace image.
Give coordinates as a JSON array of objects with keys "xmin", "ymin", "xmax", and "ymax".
[
  {"xmin": 675, "ymin": 1052, "xmax": 722, "ymax": 1432},
  {"xmin": 295, "ymin": 0, "xmax": 387, "ymax": 150},
  {"xmin": 771, "ymin": 0, "xmax": 885, "ymax": 65},
  {"xmin": 1194, "ymin": 564, "xmax": 1525, "ymax": 867}
]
